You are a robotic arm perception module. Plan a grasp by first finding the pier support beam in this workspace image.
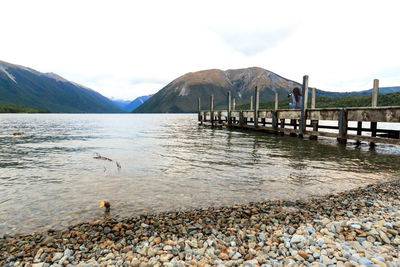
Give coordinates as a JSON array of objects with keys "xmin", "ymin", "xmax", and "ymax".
[
  {"xmin": 311, "ymin": 87, "xmax": 316, "ymax": 109},
  {"xmin": 275, "ymin": 92, "xmax": 279, "ymax": 110},
  {"xmin": 309, "ymin": 87, "xmax": 318, "ymax": 140},
  {"xmin": 227, "ymin": 91, "xmax": 232, "ymax": 126},
  {"xmin": 198, "ymin": 97, "xmax": 201, "ymax": 124},
  {"xmin": 279, "ymin": 119, "xmax": 285, "ymax": 135},
  {"xmin": 372, "ymin": 79, "xmax": 379, "ymax": 108},
  {"xmin": 337, "ymin": 108, "xmax": 348, "ymax": 144},
  {"xmin": 239, "ymin": 111, "xmax": 244, "ymax": 128},
  {"xmin": 370, "ymin": 79, "xmax": 379, "ymax": 146},
  {"xmin": 232, "ymin": 98, "xmax": 236, "ymax": 111},
  {"xmin": 272, "ymin": 111, "xmax": 278, "ymax": 132},
  {"xmin": 254, "ymin": 86, "xmax": 259, "ymax": 128},
  {"xmin": 299, "ymin": 75, "xmax": 309, "ymax": 137},
  {"xmin": 210, "ymin": 95, "xmax": 214, "ymax": 127}
]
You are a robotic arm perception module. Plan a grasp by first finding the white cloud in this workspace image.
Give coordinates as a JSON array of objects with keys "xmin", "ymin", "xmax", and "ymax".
[{"xmin": 0, "ymin": 0, "xmax": 399, "ymax": 99}]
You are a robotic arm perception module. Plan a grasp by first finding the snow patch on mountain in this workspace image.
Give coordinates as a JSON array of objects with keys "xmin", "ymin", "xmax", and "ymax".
[
  {"xmin": 179, "ymin": 85, "xmax": 190, "ymax": 96},
  {"xmin": 0, "ymin": 63, "xmax": 17, "ymax": 83}
]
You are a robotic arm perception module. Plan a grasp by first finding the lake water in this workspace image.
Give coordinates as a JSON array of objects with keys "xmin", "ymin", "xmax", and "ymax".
[{"xmin": 0, "ymin": 114, "xmax": 399, "ymax": 235}]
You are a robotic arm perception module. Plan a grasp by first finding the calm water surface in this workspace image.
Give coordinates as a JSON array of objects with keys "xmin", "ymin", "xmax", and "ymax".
[{"xmin": 0, "ymin": 114, "xmax": 399, "ymax": 235}]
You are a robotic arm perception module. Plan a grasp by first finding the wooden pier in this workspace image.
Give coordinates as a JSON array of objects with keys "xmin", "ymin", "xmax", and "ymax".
[{"xmin": 198, "ymin": 76, "xmax": 400, "ymax": 146}]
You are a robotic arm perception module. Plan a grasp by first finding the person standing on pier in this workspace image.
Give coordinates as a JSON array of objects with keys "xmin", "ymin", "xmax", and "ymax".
[{"xmin": 289, "ymin": 87, "xmax": 303, "ymax": 109}]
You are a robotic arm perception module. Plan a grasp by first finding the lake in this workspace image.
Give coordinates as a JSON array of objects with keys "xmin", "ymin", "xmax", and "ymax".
[{"xmin": 0, "ymin": 114, "xmax": 399, "ymax": 235}]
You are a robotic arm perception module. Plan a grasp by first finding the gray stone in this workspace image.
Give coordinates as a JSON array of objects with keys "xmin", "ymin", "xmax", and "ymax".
[
  {"xmin": 63, "ymin": 248, "xmax": 72, "ymax": 258},
  {"xmin": 290, "ymin": 235, "xmax": 306, "ymax": 244},
  {"xmin": 306, "ymin": 226, "xmax": 316, "ymax": 234},
  {"xmin": 351, "ymin": 224, "xmax": 361, "ymax": 230},
  {"xmin": 317, "ymin": 238, "xmax": 324, "ymax": 246},
  {"xmin": 358, "ymin": 257, "xmax": 373, "ymax": 265},
  {"xmin": 52, "ymin": 253, "xmax": 63, "ymax": 262}
]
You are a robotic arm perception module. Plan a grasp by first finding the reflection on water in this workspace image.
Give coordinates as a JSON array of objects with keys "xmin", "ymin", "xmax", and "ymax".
[{"xmin": 0, "ymin": 114, "xmax": 399, "ymax": 235}]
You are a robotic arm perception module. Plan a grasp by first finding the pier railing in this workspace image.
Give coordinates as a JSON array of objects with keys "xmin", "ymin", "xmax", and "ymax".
[{"xmin": 198, "ymin": 76, "xmax": 400, "ymax": 145}]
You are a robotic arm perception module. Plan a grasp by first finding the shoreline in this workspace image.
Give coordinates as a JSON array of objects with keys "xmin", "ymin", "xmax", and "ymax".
[{"xmin": 1, "ymin": 179, "xmax": 400, "ymax": 266}]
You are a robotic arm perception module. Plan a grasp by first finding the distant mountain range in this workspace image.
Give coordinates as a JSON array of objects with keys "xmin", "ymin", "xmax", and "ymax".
[
  {"xmin": 133, "ymin": 67, "xmax": 300, "ymax": 113},
  {"xmin": 110, "ymin": 94, "xmax": 153, "ymax": 112},
  {"xmin": 133, "ymin": 67, "xmax": 400, "ymax": 113},
  {"xmin": 1, "ymin": 60, "xmax": 399, "ymax": 114},
  {"xmin": 0, "ymin": 60, "xmax": 123, "ymax": 113}
]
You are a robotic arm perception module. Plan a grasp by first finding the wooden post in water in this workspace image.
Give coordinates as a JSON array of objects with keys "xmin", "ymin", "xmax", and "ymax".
[
  {"xmin": 272, "ymin": 111, "xmax": 278, "ymax": 132},
  {"xmin": 250, "ymin": 96, "xmax": 253, "ymax": 111},
  {"xmin": 218, "ymin": 111, "xmax": 222, "ymax": 124},
  {"xmin": 239, "ymin": 111, "xmax": 244, "ymax": 128},
  {"xmin": 338, "ymin": 108, "xmax": 348, "ymax": 144},
  {"xmin": 279, "ymin": 119, "xmax": 285, "ymax": 135},
  {"xmin": 309, "ymin": 87, "xmax": 318, "ymax": 140},
  {"xmin": 273, "ymin": 92, "xmax": 279, "ymax": 133},
  {"xmin": 198, "ymin": 97, "xmax": 201, "ymax": 123},
  {"xmin": 233, "ymin": 98, "xmax": 236, "ymax": 111},
  {"xmin": 370, "ymin": 79, "xmax": 379, "ymax": 146},
  {"xmin": 357, "ymin": 121, "xmax": 362, "ymax": 135},
  {"xmin": 254, "ymin": 86, "xmax": 259, "ymax": 128},
  {"xmin": 299, "ymin": 75, "xmax": 309, "ymax": 137},
  {"xmin": 227, "ymin": 91, "xmax": 232, "ymax": 126},
  {"xmin": 210, "ymin": 95, "xmax": 214, "ymax": 126}
]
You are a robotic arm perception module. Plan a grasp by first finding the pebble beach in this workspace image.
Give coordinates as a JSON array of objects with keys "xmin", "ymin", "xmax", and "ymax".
[{"xmin": 1, "ymin": 179, "xmax": 400, "ymax": 267}]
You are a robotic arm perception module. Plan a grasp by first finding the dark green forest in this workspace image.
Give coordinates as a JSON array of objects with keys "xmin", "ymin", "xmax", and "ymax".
[
  {"xmin": 237, "ymin": 92, "xmax": 400, "ymax": 110},
  {"xmin": 0, "ymin": 103, "xmax": 50, "ymax": 113}
]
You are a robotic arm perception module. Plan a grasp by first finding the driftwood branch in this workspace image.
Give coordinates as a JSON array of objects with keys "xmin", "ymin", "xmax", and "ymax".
[{"xmin": 93, "ymin": 153, "xmax": 122, "ymax": 169}]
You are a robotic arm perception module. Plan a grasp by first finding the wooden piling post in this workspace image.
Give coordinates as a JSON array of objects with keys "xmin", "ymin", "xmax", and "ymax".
[
  {"xmin": 227, "ymin": 91, "xmax": 231, "ymax": 126},
  {"xmin": 372, "ymin": 79, "xmax": 379, "ymax": 108},
  {"xmin": 210, "ymin": 95, "xmax": 214, "ymax": 126},
  {"xmin": 218, "ymin": 111, "xmax": 222, "ymax": 124},
  {"xmin": 233, "ymin": 98, "xmax": 236, "ymax": 111},
  {"xmin": 254, "ymin": 86, "xmax": 259, "ymax": 128},
  {"xmin": 239, "ymin": 111, "xmax": 244, "ymax": 128},
  {"xmin": 299, "ymin": 75, "xmax": 309, "ymax": 137},
  {"xmin": 275, "ymin": 92, "xmax": 279, "ymax": 110},
  {"xmin": 357, "ymin": 122, "xmax": 362, "ymax": 136},
  {"xmin": 337, "ymin": 108, "xmax": 348, "ymax": 144},
  {"xmin": 370, "ymin": 79, "xmax": 379, "ymax": 145},
  {"xmin": 371, "ymin": 122, "xmax": 377, "ymax": 137},
  {"xmin": 279, "ymin": 119, "xmax": 285, "ymax": 135},
  {"xmin": 272, "ymin": 111, "xmax": 278, "ymax": 132},
  {"xmin": 198, "ymin": 97, "xmax": 201, "ymax": 123},
  {"xmin": 250, "ymin": 96, "xmax": 253, "ymax": 111},
  {"xmin": 309, "ymin": 87, "xmax": 318, "ymax": 140},
  {"xmin": 309, "ymin": 120, "xmax": 319, "ymax": 140},
  {"xmin": 311, "ymin": 87, "xmax": 316, "ymax": 109}
]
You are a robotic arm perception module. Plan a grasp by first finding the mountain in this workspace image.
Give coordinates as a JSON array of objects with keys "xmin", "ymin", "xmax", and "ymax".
[
  {"xmin": 110, "ymin": 95, "xmax": 153, "ymax": 112},
  {"xmin": 126, "ymin": 94, "xmax": 153, "ymax": 112},
  {"xmin": 0, "ymin": 60, "xmax": 124, "ymax": 113},
  {"xmin": 110, "ymin": 98, "xmax": 132, "ymax": 110},
  {"xmin": 133, "ymin": 67, "xmax": 300, "ymax": 113},
  {"xmin": 133, "ymin": 67, "xmax": 400, "ymax": 113}
]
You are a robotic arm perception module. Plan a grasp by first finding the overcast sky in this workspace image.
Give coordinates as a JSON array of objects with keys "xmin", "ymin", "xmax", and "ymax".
[{"xmin": 1, "ymin": 0, "xmax": 399, "ymax": 100}]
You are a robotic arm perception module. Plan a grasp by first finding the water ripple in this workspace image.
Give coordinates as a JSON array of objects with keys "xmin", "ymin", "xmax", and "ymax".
[{"xmin": 0, "ymin": 113, "xmax": 399, "ymax": 235}]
